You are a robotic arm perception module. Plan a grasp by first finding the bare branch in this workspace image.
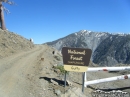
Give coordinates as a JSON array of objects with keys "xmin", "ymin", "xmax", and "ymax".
[
  {"xmin": 3, "ymin": 6, "xmax": 10, "ymax": 14},
  {"xmin": 0, "ymin": 0, "xmax": 16, "ymax": 5},
  {"xmin": 0, "ymin": 0, "xmax": 16, "ymax": 14}
]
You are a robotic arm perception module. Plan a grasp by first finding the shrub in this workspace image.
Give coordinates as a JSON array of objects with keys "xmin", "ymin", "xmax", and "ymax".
[{"xmin": 55, "ymin": 65, "xmax": 69, "ymax": 74}]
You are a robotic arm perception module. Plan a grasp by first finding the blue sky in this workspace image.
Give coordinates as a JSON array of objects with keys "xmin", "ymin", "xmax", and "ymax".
[{"xmin": 3, "ymin": 0, "xmax": 130, "ymax": 44}]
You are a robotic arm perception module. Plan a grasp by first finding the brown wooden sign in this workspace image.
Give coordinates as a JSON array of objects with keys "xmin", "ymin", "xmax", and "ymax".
[{"xmin": 62, "ymin": 47, "xmax": 92, "ymax": 72}]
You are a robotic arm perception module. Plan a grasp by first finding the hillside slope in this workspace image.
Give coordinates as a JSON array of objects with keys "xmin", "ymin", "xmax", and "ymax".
[
  {"xmin": 93, "ymin": 34, "xmax": 130, "ymax": 66},
  {"xmin": 0, "ymin": 29, "xmax": 34, "ymax": 58}
]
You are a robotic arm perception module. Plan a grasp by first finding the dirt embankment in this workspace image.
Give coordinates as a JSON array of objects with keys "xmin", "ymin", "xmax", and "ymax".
[{"xmin": 0, "ymin": 29, "xmax": 34, "ymax": 58}]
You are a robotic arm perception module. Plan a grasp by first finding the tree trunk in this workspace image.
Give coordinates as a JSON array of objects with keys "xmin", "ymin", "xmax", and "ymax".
[{"xmin": 0, "ymin": 2, "xmax": 6, "ymax": 30}]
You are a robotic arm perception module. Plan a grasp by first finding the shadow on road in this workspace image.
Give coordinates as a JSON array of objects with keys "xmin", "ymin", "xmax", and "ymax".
[{"xmin": 39, "ymin": 77, "xmax": 65, "ymax": 86}]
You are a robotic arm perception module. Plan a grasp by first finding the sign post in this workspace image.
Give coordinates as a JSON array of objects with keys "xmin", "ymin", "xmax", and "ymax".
[
  {"xmin": 82, "ymin": 72, "xmax": 85, "ymax": 93},
  {"xmin": 62, "ymin": 47, "xmax": 92, "ymax": 93},
  {"xmin": 64, "ymin": 71, "xmax": 67, "ymax": 87}
]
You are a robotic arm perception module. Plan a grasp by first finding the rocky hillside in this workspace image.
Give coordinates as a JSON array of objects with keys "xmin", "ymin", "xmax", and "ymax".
[
  {"xmin": 0, "ymin": 29, "xmax": 34, "ymax": 58},
  {"xmin": 93, "ymin": 34, "xmax": 130, "ymax": 66},
  {"xmin": 46, "ymin": 30, "xmax": 130, "ymax": 66}
]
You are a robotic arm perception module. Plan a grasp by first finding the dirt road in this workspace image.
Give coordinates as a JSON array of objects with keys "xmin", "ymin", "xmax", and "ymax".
[
  {"xmin": 0, "ymin": 45, "xmax": 49, "ymax": 97},
  {"xmin": 0, "ymin": 44, "xmax": 130, "ymax": 97}
]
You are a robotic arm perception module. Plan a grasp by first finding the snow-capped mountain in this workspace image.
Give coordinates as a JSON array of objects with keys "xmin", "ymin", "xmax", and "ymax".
[{"xmin": 45, "ymin": 30, "xmax": 130, "ymax": 66}]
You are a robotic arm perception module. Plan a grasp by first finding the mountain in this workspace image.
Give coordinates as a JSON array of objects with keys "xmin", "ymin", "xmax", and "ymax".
[
  {"xmin": 93, "ymin": 34, "xmax": 130, "ymax": 66},
  {"xmin": 46, "ymin": 30, "xmax": 130, "ymax": 66}
]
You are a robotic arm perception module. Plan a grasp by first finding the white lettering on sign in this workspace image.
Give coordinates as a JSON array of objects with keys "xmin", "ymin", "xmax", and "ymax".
[
  {"xmin": 68, "ymin": 49, "xmax": 86, "ymax": 55},
  {"xmin": 70, "ymin": 55, "xmax": 83, "ymax": 61}
]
